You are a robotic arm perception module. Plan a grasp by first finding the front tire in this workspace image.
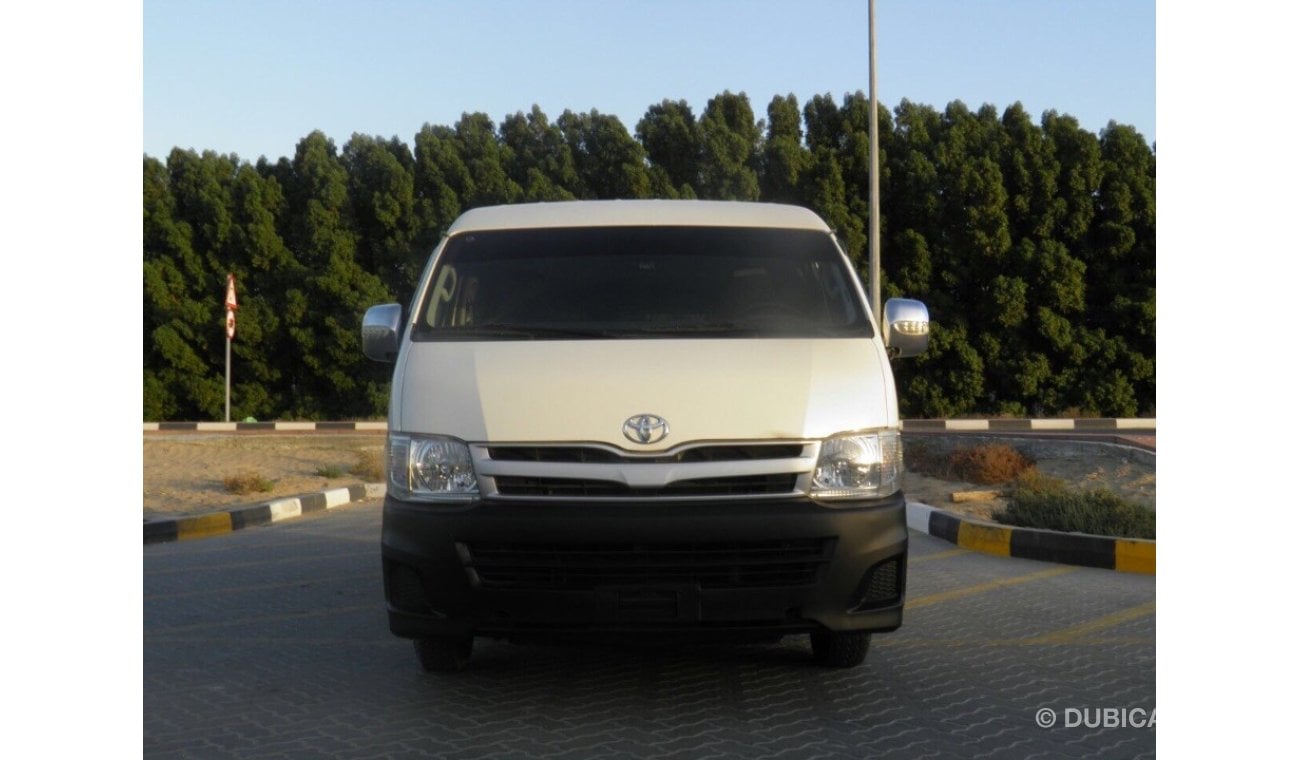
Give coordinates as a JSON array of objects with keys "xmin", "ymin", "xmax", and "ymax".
[
  {"xmin": 413, "ymin": 636, "xmax": 473, "ymax": 672},
  {"xmin": 810, "ymin": 630, "xmax": 870, "ymax": 668}
]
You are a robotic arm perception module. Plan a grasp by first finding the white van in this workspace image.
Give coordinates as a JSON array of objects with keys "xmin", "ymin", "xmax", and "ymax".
[{"xmin": 362, "ymin": 200, "xmax": 929, "ymax": 671}]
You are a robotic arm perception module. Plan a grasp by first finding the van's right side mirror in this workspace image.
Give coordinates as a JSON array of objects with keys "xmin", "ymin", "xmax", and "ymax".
[
  {"xmin": 362, "ymin": 303, "xmax": 404, "ymax": 362},
  {"xmin": 882, "ymin": 298, "xmax": 930, "ymax": 358}
]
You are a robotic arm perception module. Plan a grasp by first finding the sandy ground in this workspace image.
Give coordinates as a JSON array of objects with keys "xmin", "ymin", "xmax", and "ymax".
[
  {"xmin": 143, "ymin": 433, "xmax": 1154, "ymax": 522},
  {"xmin": 143, "ymin": 433, "xmax": 386, "ymax": 520},
  {"xmin": 903, "ymin": 446, "xmax": 1156, "ymax": 521}
]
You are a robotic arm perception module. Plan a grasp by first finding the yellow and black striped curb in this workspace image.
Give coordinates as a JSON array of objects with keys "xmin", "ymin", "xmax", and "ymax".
[
  {"xmin": 143, "ymin": 418, "xmax": 1156, "ymax": 433},
  {"xmin": 905, "ymin": 501, "xmax": 1155, "ymax": 574},
  {"xmin": 903, "ymin": 418, "xmax": 1154, "ymax": 432},
  {"xmin": 144, "ymin": 484, "xmax": 386, "ymax": 544}
]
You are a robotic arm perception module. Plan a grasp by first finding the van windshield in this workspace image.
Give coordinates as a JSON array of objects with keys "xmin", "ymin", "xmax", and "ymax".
[{"xmin": 411, "ymin": 226, "xmax": 872, "ymax": 340}]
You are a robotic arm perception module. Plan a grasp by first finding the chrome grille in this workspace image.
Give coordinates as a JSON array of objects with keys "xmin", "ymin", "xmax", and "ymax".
[
  {"xmin": 471, "ymin": 441, "xmax": 816, "ymax": 502},
  {"xmin": 487, "ymin": 444, "xmax": 804, "ymax": 464}
]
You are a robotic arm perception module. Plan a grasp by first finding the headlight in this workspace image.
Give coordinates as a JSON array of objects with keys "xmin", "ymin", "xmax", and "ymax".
[
  {"xmin": 387, "ymin": 433, "xmax": 479, "ymax": 502},
  {"xmin": 811, "ymin": 431, "xmax": 902, "ymax": 500}
]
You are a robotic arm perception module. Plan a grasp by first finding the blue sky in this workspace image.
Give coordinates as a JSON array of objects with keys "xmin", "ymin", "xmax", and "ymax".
[{"xmin": 144, "ymin": 0, "xmax": 1154, "ymax": 162}]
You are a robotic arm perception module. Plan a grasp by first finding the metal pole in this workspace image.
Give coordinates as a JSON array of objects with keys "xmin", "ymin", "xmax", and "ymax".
[
  {"xmin": 869, "ymin": 0, "xmax": 882, "ymax": 326},
  {"xmin": 225, "ymin": 334, "xmax": 231, "ymax": 422}
]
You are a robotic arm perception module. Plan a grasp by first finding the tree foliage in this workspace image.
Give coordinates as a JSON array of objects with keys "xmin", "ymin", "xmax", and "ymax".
[
  {"xmin": 637, "ymin": 99, "xmax": 702, "ymax": 197},
  {"xmin": 144, "ymin": 95, "xmax": 1156, "ymax": 420}
]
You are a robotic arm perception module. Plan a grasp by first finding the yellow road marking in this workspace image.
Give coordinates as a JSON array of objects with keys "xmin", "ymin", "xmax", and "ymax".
[
  {"xmin": 144, "ymin": 604, "xmax": 375, "ymax": 636},
  {"xmin": 876, "ymin": 636, "xmax": 1152, "ymax": 648},
  {"xmin": 1022, "ymin": 601, "xmax": 1156, "ymax": 644},
  {"xmin": 907, "ymin": 566, "xmax": 1077, "ymax": 610},
  {"xmin": 142, "ymin": 635, "xmax": 396, "ymax": 645},
  {"xmin": 144, "ymin": 574, "xmax": 369, "ymax": 601},
  {"xmin": 144, "ymin": 551, "xmax": 368, "ymax": 575},
  {"xmin": 908, "ymin": 547, "xmax": 970, "ymax": 564}
]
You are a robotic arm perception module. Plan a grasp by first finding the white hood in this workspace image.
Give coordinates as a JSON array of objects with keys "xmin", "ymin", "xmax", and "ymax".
[{"xmin": 393, "ymin": 338, "xmax": 897, "ymax": 448}]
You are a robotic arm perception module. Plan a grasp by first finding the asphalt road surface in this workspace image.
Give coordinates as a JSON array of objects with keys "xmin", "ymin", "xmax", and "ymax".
[{"xmin": 144, "ymin": 500, "xmax": 1155, "ymax": 759}]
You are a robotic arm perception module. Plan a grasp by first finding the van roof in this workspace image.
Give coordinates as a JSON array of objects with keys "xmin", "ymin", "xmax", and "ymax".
[{"xmin": 445, "ymin": 200, "xmax": 831, "ymax": 234}]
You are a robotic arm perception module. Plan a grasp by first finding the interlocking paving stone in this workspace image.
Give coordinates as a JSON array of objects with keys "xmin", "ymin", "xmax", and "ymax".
[{"xmin": 145, "ymin": 501, "xmax": 1155, "ymax": 758}]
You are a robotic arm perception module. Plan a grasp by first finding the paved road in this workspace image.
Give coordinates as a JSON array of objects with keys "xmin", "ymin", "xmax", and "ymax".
[{"xmin": 144, "ymin": 501, "xmax": 1155, "ymax": 759}]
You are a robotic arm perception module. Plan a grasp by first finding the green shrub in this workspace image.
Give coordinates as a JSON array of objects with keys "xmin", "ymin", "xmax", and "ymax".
[
  {"xmin": 948, "ymin": 443, "xmax": 1035, "ymax": 484},
  {"xmin": 350, "ymin": 450, "xmax": 385, "ymax": 483},
  {"xmin": 905, "ymin": 440, "xmax": 1036, "ymax": 485},
  {"xmin": 314, "ymin": 465, "xmax": 345, "ymax": 478},
  {"xmin": 995, "ymin": 472, "xmax": 1155, "ymax": 539},
  {"xmin": 222, "ymin": 472, "xmax": 275, "ymax": 495}
]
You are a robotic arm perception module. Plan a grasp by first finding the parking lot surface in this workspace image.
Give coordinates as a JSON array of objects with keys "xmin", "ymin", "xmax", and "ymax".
[{"xmin": 145, "ymin": 501, "xmax": 1154, "ymax": 758}]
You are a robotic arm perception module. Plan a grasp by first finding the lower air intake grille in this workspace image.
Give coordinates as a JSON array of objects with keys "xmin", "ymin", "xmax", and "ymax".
[
  {"xmin": 387, "ymin": 563, "xmax": 430, "ymax": 613},
  {"xmin": 854, "ymin": 557, "xmax": 904, "ymax": 609},
  {"xmin": 463, "ymin": 538, "xmax": 836, "ymax": 590},
  {"xmin": 493, "ymin": 474, "xmax": 798, "ymax": 498}
]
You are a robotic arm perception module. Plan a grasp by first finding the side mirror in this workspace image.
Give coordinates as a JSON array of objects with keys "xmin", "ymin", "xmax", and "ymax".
[
  {"xmin": 883, "ymin": 298, "xmax": 930, "ymax": 358},
  {"xmin": 362, "ymin": 303, "xmax": 403, "ymax": 362}
]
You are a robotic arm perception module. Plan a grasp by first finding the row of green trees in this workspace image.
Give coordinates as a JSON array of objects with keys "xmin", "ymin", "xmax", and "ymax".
[{"xmin": 144, "ymin": 91, "xmax": 1154, "ymax": 421}]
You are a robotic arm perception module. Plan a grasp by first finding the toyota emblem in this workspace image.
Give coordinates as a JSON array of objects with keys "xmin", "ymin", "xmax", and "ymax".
[{"xmin": 622, "ymin": 414, "xmax": 669, "ymax": 444}]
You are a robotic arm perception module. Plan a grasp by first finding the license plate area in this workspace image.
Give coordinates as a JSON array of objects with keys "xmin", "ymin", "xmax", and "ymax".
[{"xmin": 596, "ymin": 585, "xmax": 702, "ymax": 623}]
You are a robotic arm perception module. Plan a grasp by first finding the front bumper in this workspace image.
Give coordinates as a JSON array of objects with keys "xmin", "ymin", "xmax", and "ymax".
[{"xmin": 381, "ymin": 492, "xmax": 908, "ymax": 640}]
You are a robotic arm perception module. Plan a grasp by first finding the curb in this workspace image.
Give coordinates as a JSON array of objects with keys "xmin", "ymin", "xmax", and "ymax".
[
  {"xmin": 901, "ymin": 418, "xmax": 1155, "ymax": 432},
  {"xmin": 144, "ymin": 483, "xmax": 386, "ymax": 544},
  {"xmin": 144, "ymin": 421, "xmax": 387, "ymax": 432},
  {"xmin": 905, "ymin": 501, "xmax": 1155, "ymax": 574}
]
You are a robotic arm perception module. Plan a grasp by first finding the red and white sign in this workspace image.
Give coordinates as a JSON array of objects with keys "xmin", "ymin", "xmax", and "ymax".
[{"xmin": 225, "ymin": 273, "xmax": 238, "ymax": 340}]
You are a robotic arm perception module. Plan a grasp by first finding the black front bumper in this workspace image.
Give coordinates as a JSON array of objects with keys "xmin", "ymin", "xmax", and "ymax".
[{"xmin": 381, "ymin": 492, "xmax": 908, "ymax": 640}]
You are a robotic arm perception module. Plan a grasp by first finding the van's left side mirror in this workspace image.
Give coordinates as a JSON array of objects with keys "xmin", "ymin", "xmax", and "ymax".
[
  {"xmin": 362, "ymin": 303, "xmax": 403, "ymax": 362},
  {"xmin": 883, "ymin": 298, "xmax": 930, "ymax": 358}
]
